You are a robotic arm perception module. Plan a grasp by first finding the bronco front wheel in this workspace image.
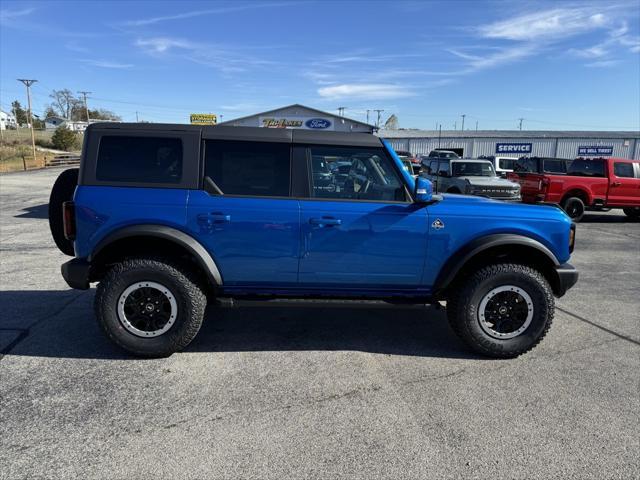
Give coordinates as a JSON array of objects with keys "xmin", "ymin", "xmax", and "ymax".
[
  {"xmin": 447, "ymin": 264, "xmax": 554, "ymax": 358},
  {"xmin": 95, "ymin": 257, "xmax": 207, "ymax": 357}
]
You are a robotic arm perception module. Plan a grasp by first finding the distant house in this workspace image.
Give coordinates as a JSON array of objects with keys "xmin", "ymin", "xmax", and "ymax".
[
  {"xmin": 0, "ymin": 110, "xmax": 17, "ymax": 130},
  {"xmin": 44, "ymin": 117, "xmax": 89, "ymax": 132},
  {"xmin": 44, "ymin": 116, "xmax": 68, "ymax": 130}
]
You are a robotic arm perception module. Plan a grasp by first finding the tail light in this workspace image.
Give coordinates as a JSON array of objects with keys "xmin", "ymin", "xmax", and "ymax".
[
  {"xmin": 540, "ymin": 177, "xmax": 550, "ymax": 192},
  {"xmin": 63, "ymin": 201, "xmax": 76, "ymax": 240}
]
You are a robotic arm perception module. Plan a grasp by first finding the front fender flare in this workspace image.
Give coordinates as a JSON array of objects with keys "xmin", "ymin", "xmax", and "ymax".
[
  {"xmin": 89, "ymin": 224, "xmax": 223, "ymax": 285},
  {"xmin": 432, "ymin": 234, "xmax": 560, "ymax": 295}
]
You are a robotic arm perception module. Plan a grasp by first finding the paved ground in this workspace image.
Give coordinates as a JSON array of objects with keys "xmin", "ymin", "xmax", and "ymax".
[{"xmin": 1, "ymin": 167, "xmax": 638, "ymax": 479}]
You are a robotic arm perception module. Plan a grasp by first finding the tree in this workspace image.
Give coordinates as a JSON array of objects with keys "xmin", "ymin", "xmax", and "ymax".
[
  {"xmin": 88, "ymin": 108, "xmax": 121, "ymax": 121},
  {"xmin": 51, "ymin": 126, "xmax": 79, "ymax": 151},
  {"xmin": 11, "ymin": 100, "xmax": 28, "ymax": 125},
  {"xmin": 43, "ymin": 106, "xmax": 57, "ymax": 119},
  {"xmin": 49, "ymin": 89, "xmax": 82, "ymax": 119}
]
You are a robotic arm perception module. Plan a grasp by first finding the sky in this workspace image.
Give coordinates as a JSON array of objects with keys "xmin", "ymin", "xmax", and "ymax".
[{"xmin": 1, "ymin": 0, "xmax": 639, "ymax": 131}]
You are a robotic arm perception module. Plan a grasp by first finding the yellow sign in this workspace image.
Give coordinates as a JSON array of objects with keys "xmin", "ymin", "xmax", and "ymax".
[{"xmin": 190, "ymin": 113, "xmax": 217, "ymax": 125}]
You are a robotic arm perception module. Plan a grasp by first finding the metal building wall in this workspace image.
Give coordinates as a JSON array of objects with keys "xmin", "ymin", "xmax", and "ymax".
[
  {"xmin": 556, "ymin": 138, "xmax": 634, "ymax": 159},
  {"xmin": 385, "ymin": 135, "xmax": 640, "ymax": 159}
]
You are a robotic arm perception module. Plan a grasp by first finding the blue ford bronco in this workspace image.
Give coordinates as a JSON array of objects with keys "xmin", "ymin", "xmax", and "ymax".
[{"xmin": 48, "ymin": 123, "xmax": 578, "ymax": 358}]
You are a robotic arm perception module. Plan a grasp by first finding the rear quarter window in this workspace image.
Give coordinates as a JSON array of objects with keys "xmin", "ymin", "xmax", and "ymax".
[
  {"xmin": 567, "ymin": 159, "xmax": 605, "ymax": 177},
  {"xmin": 542, "ymin": 159, "xmax": 568, "ymax": 174},
  {"xmin": 613, "ymin": 162, "xmax": 634, "ymax": 178},
  {"xmin": 96, "ymin": 136, "xmax": 183, "ymax": 184}
]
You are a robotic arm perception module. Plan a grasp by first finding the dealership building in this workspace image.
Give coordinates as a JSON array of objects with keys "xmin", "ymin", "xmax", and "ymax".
[
  {"xmin": 379, "ymin": 129, "xmax": 640, "ymax": 160},
  {"xmin": 218, "ymin": 104, "xmax": 639, "ymax": 160},
  {"xmin": 218, "ymin": 104, "xmax": 375, "ymax": 133}
]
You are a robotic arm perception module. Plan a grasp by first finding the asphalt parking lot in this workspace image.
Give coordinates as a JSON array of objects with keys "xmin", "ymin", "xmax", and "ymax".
[{"xmin": 1, "ymin": 167, "xmax": 638, "ymax": 479}]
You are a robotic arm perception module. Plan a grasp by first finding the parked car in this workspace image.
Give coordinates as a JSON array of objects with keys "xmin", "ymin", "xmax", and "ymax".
[
  {"xmin": 425, "ymin": 150, "xmax": 460, "ymax": 159},
  {"xmin": 394, "ymin": 149, "xmax": 421, "ymax": 174},
  {"xmin": 421, "ymin": 158, "xmax": 521, "ymax": 201},
  {"xmin": 507, "ymin": 157, "xmax": 640, "ymax": 221},
  {"xmin": 49, "ymin": 123, "xmax": 577, "ymax": 359},
  {"xmin": 478, "ymin": 155, "xmax": 519, "ymax": 177}
]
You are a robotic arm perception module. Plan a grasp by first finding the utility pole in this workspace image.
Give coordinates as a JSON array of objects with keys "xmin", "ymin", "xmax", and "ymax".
[
  {"xmin": 135, "ymin": 111, "xmax": 139, "ymax": 122},
  {"xmin": 461, "ymin": 114, "xmax": 466, "ymax": 131},
  {"xmin": 438, "ymin": 124, "xmax": 442, "ymax": 148},
  {"xmin": 78, "ymin": 91, "xmax": 92, "ymax": 122},
  {"xmin": 337, "ymin": 107, "xmax": 345, "ymax": 117},
  {"xmin": 454, "ymin": 121, "xmax": 457, "ymax": 130},
  {"xmin": 475, "ymin": 120, "xmax": 478, "ymax": 132},
  {"xmin": 373, "ymin": 109, "xmax": 384, "ymax": 128},
  {"xmin": 366, "ymin": 110, "xmax": 370, "ymax": 125},
  {"xmin": 17, "ymin": 79, "xmax": 37, "ymax": 166},
  {"xmin": 518, "ymin": 118, "xmax": 524, "ymax": 131}
]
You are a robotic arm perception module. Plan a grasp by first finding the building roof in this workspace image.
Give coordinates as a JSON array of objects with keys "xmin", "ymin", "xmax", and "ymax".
[
  {"xmin": 218, "ymin": 103, "xmax": 376, "ymax": 130},
  {"xmin": 378, "ymin": 129, "xmax": 640, "ymax": 139}
]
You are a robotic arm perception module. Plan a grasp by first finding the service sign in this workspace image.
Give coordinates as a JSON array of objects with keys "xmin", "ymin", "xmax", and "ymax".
[
  {"xmin": 577, "ymin": 146, "xmax": 613, "ymax": 156},
  {"xmin": 260, "ymin": 116, "xmax": 333, "ymax": 130},
  {"xmin": 190, "ymin": 113, "xmax": 217, "ymax": 125},
  {"xmin": 496, "ymin": 143, "xmax": 533, "ymax": 154}
]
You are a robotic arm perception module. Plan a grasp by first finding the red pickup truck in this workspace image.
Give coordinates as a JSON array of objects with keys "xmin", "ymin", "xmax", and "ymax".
[{"xmin": 508, "ymin": 157, "xmax": 640, "ymax": 221}]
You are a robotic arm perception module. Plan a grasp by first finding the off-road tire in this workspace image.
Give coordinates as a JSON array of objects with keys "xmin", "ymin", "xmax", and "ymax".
[
  {"xmin": 623, "ymin": 207, "xmax": 640, "ymax": 219},
  {"xmin": 48, "ymin": 168, "xmax": 79, "ymax": 256},
  {"xmin": 562, "ymin": 196, "xmax": 585, "ymax": 222},
  {"xmin": 447, "ymin": 264, "xmax": 554, "ymax": 359},
  {"xmin": 95, "ymin": 256, "xmax": 207, "ymax": 357}
]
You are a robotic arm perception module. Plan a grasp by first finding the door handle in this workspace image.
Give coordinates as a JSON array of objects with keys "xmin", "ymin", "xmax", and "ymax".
[
  {"xmin": 197, "ymin": 212, "xmax": 231, "ymax": 225},
  {"xmin": 611, "ymin": 181, "xmax": 621, "ymax": 187},
  {"xmin": 309, "ymin": 217, "xmax": 342, "ymax": 227}
]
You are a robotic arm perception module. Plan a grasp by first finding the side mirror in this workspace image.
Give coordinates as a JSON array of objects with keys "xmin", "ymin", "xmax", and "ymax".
[{"xmin": 414, "ymin": 176, "xmax": 433, "ymax": 203}]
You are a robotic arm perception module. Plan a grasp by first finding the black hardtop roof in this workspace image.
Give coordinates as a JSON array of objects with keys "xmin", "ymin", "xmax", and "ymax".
[{"xmin": 87, "ymin": 122, "xmax": 382, "ymax": 147}]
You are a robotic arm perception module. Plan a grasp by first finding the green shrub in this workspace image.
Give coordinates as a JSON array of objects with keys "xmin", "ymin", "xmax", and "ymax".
[{"xmin": 51, "ymin": 126, "xmax": 79, "ymax": 151}]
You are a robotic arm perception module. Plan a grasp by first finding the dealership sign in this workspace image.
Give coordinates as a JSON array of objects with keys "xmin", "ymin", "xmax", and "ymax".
[
  {"xmin": 577, "ymin": 146, "xmax": 613, "ymax": 156},
  {"xmin": 190, "ymin": 113, "xmax": 217, "ymax": 125},
  {"xmin": 496, "ymin": 143, "xmax": 532, "ymax": 154},
  {"xmin": 305, "ymin": 118, "xmax": 332, "ymax": 129},
  {"xmin": 260, "ymin": 116, "xmax": 334, "ymax": 130}
]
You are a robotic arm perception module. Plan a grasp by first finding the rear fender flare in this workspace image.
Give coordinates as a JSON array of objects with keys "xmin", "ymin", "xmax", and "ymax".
[{"xmin": 89, "ymin": 224, "xmax": 223, "ymax": 285}]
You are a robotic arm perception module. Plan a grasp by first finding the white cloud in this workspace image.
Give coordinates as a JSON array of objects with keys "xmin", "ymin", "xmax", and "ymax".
[
  {"xmin": 317, "ymin": 84, "xmax": 413, "ymax": 100},
  {"xmin": 120, "ymin": 3, "xmax": 289, "ymax": 27},
  {"xmin": 0, "ymin": 7, "xmax": 35, "ymax": 23},
  {"xmin": 135, "ymin": 37, "xmax": 276, "ymax": 74},
  {"xmin": 478, "ymin": 7, "xmax": 611, "ymax": 41},
  {"xmin": 585, "ymin": 59, "xmax": 620, "ymax": 68},
  {"xmin": 81, "ymin": 59, "xmax": 134, "ymax": 69},
  {"xmin": 448, "ymin": 44, "xmax": 538, "ymax": 70}
]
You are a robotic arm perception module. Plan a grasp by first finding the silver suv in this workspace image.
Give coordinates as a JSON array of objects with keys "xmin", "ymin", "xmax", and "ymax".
[{"xmin": 421, "ymin": 158, "xmax": 521, "ymax": 200}]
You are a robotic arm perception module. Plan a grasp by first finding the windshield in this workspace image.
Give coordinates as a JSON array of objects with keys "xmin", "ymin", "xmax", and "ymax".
[
  {"xmin": 452, "ymin": 162, "xmax": 495, "ymax": 177},
  {"xmin": 401, "ymin": 159, "xmax": 412, "ymax": 172}
]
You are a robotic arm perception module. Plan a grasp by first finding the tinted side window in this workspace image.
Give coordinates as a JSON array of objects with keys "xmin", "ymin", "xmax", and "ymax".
[
  {"xmin": 429, "ymin": 160, "xmax": 439, "ymax": 174},
  {"xmin": 568, "ymin": 159, "xmax": 605, "ymax": 177},
  {"xmin": 614, "ymin": 162, "xmax": 634, "ymax": 178},
  {"xmin": 514, "ymin": 157, "xmax": 539, "ymax": 173},
  {"xmin": 204, "ymin": 140, "xmax": 290, "ymax": 197},
  {"xmin": 308, "ymin": 146, "xmax": 406, "ymax": 202},
  {"xmin": 498, "ymin": 158, "xmax": 516, "ymax": 170},
  {"xmin": 438, "ymin": 161, "xmax": 450, "ymax": 176},
  {"xmin": 543, "ymin": 159, "xmax": 568, "ymax": 174},
  {"xmin": 96, "ymin": 136, "xmax": 183, "ymax": 184}
]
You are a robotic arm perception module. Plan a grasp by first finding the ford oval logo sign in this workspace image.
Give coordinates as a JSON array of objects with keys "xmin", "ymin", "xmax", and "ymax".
[{"xmin": 305, "ymin": 118, "xmax": 331, "ymax": 129}]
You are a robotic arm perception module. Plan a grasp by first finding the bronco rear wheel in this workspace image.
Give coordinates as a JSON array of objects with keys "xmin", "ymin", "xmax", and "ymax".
[
  {"xmin": 48, "ymin": 168, "xmax": 79, "ymax": 256},
  {"xmin": 95, "ymin": 256, "xmax": 207, "ymax": 357},
  {"xmin": 447, "ymin": 263, "xmax": 554, "ymax": 358}
]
